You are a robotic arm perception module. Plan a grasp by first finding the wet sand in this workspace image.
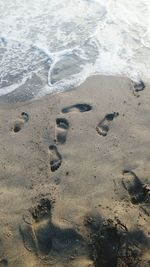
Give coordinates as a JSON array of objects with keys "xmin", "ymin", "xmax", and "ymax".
[{"xmin": 0, "ymin": 75, "xmax": 149, "ymax": 267}]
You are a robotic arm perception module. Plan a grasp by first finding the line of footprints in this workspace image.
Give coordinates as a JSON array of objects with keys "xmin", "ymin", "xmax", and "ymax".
[
  {"xmin": 49, "ymin": 104, "xmax": 120, "ymax": 172},
  {"xmin": 12, "ymin": 103, "xmax": 149, "ymax": 205},
  {"xmin": 49, "ymin": 103, "xmax": 93, "ymax": 172},
  {"xmin": 12, "ymin": 103, "xmax": 119, "ymax": 172}
]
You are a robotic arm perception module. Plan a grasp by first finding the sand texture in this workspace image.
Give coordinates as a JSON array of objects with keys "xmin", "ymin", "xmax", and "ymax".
[{"xmin": 0, "ymin": 76, "xmax": 149, "ymax": 267}]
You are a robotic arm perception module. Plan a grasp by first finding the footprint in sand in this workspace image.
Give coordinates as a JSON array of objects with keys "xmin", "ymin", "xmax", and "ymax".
[
  {"xmin": 12, "ymin": 112, "xmax": 29, "ymax": 133},
  {"xmin": 20, "ymin": 198, "xmax": 83, "ymax": 258},
  {"xmin": 96, "ymin": 112, "xmax": 119, "ymax": 137},
  {"xmin": 0, "ymin": 259, "xmax": 8, "ymax": 267},
  {"xmin": 122, "ymin": 170, "xmax": 150, "ymax": 204},
  {"xmin": 133, "ymin": 80, "xmax": 145, "ymax": 92},
  {"xmin": 20, "ymin": 198, "xmax": 53, "ymax": 256},
  {"xmin": 88, "ymin": 218, "xmax": 148, "ymax": 267},
  {"xmin": 49, "ymin": 145, "xmax": 62, "ymax": 172},
  {"xmin": 62, "ymin": 103, "xmax": 92, "ymax": 114},
  {"xmin": 55, "ymin": 118, "xmax": 69, "ymax": 144}
]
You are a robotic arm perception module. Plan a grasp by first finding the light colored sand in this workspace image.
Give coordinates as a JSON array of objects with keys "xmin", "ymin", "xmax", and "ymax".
[{"xmin": 0, "ymin": 75, "xmax": 149, "ymax": 266}]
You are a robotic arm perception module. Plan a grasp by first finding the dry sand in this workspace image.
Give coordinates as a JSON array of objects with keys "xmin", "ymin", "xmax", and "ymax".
[{"xmin": 0, "ymin": 75, "xmax": 149, "ymax": 267}]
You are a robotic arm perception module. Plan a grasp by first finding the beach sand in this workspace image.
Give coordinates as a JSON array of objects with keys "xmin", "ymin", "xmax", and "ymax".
[{"xmin": 0, "ymin": 75, "xmax": 149, "ymax": 267}]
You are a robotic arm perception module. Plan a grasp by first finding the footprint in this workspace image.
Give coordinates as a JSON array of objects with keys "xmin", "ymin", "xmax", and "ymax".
[
  {"xmin": 89, "ymin": 218, "xmax": 147, "ymax": 267},
  {"xmin": 20, "ymin": 198, "xmax": 83, "ymax": 258},
  {"xmin": 55, "ymin": 118, "xmax": 69, "ymax": 144},
  {"xmin": 133, "ymin": 80, "xmax": 145, "ymax": 92},
  {"xmin": 122, "ymin": 170, "xmax": 149, "ymax": 204},
  {"xmin": 20, "ymin": 198, "xmax": 53, "ymax": 256},
  {"xmin": 12, "ymin": 112, "xmax": 29, "ymax": 133},
  {"xmin": 0, "ymin": 259, "xmax": 8, "ymax": 267},
  {"xmin": 96, "ymin": 112, "xmax": 119, "ymax": 137},
  {"xmin": 49, "ymin": 145, "xmax": 62, "ymax": 172},
  {"xmin": 89, "ymin": 219, "xmax": 129, "ymax": 267},
  {"xmin": 62, "ymin": 103, "xmax": 92, "ymax": 113}
]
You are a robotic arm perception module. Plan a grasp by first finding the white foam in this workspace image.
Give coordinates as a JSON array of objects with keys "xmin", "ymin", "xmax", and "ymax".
[
  {"xmin": 0, "ymin": 0, "xmax": 150, "ymax": 98},
  {"xmin": 0, "ymin": 77, "xmax": 29, "ymax": 96}
]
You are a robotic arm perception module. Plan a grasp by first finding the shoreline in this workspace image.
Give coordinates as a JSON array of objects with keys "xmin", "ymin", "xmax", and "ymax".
[{"xmin": 0, "ymin": 75, "xmax": 149, "ymax": 266}]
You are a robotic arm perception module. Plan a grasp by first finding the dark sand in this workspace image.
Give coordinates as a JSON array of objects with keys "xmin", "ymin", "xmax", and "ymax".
[{"xmin": 0, "ymin": 76, "xmax": 149, "ymax": 267}]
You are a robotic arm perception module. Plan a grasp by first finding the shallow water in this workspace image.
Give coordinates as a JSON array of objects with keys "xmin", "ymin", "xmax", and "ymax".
[{"xmin": 0, "ymin": 0, "xmax": 150, "ymax": 100}]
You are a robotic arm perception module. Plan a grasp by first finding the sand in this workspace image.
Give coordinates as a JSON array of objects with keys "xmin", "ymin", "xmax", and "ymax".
[{"xmin": 0, "ymin": 75, "xmax": 149, "ymax": 267}]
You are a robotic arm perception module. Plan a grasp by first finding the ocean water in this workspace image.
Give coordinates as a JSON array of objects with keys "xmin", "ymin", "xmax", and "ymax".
[{"xmin": 0, "ymin": 0, "xmax": 150, "ymax": 100}]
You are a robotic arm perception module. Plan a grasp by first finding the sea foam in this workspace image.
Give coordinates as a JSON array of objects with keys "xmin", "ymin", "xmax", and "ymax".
[{"xmin": 0, "ymin": 0, "xmax": 150, "ymax": 99}]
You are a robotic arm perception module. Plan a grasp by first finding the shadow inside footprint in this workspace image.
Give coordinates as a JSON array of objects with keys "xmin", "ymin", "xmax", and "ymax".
[
  {"xmin": 122, "ymin": 170, "xmax": 149, "ymax": 204},
  {"xmin": 13, "ymin": 112, "xmax": 29, "ymax": 133},
  {"xmin": 55, "ymin": 118, "xmax": 69, "ymax": 144},
  {"xmin": 20, "ymin": 198, "xmax": 84, "ymax": 258},
  {"xmin": 62, "ymin": 103, "xmax": 92, "ymax": 113},
  {"xmin": 49, "ymin": 145, "xmax": 62, "ymax": 172},
  {"xmin": 96, "ymin": 112, "xmax": 119, "ymax": 137}
]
